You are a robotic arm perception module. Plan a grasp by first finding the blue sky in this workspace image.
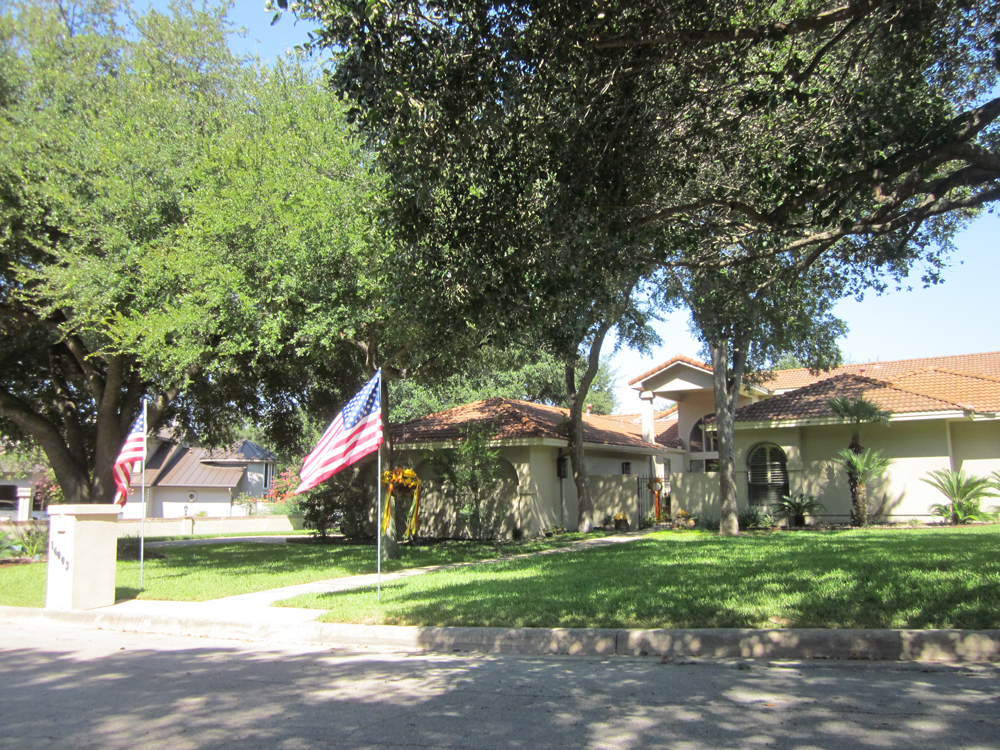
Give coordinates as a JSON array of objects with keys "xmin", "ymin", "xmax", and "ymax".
[{"xmin": 170, "ymin": 3, "xmax": 1000, "ymax": 412}]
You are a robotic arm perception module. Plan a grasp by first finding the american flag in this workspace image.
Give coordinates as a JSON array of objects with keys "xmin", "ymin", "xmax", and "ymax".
[
  {"xmin": 295, "ymin": 371, "xmax": 384, "ymax": 494},
  {"xmin": 113, "ymin": 409, "xmax": 147, "ymax": 506}
]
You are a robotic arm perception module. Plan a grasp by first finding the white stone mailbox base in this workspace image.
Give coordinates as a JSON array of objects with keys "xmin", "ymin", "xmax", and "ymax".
[{"xmin": 47, "ymin": 504, "xmax": 121, "ymax": 610}]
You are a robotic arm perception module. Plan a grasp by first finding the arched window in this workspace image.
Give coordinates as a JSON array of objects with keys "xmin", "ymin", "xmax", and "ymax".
[
  {"xmin": 688, "ymin": 417, "xmax": 718, "ymax": 453},
  {"xmin": 747, "ymin": 444, "xmax": 789, "ymax": 506}
]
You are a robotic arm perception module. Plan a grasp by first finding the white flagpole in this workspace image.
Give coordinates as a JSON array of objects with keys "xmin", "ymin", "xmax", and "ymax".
[
  {"xmin": 377, "ymin": 448, "xmax": 382, "ymax": 602},
  {"xmin": 139, "ymin": 398, "xmax": 147, "ymax": 590}
]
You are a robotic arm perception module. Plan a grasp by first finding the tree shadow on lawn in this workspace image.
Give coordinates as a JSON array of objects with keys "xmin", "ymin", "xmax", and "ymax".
[{"xmin": 302, "ymin": 528, "xmax": 1000, "ymax": 630}]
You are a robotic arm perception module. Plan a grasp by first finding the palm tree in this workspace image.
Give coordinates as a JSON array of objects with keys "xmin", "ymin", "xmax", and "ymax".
[
  {"xmin": 827, "ymin": 395, "xmax": 891, "ymax": 454},
  {"xmin": 921, "ymin": 468, "xmax": 995, "ymax": 525},
  {"xmin": 836, "ymin": 449, "xmax": 892, "ymax": 527}
]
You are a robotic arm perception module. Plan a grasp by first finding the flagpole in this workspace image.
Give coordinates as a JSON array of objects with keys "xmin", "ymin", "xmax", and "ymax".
[
  {"xmin": 377, "ymin": 447, "xmax": 382, "ymax": 602},
  {"xmin": 139, "ymin": 398, "xmax": 147, "ymax": 590}
]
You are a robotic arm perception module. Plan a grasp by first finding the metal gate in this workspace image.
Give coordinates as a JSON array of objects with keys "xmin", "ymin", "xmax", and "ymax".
[{"xmin": 637, "ymin": 475, "xmax": 670, "ymax": 524}]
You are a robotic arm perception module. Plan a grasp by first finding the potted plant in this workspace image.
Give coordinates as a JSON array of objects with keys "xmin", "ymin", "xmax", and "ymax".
[{"xmin": 613, "ymin": 512, "xmax": 630, "ymax": 531}]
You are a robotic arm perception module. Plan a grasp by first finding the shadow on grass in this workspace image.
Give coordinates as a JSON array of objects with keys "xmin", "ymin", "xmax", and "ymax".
[{"xmin": 296, "ymin": 526, "xmax": 1000, "ymax": 630}]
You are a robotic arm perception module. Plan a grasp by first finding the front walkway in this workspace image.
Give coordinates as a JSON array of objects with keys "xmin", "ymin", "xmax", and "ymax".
[{"xmin": 207, "ymin": 528, "xmax": 654, "ymax": 607}]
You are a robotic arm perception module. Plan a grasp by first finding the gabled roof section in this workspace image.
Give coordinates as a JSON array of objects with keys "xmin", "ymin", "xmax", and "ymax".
[
  {"xmin": 203, "ymin": 439, "xmax": 277, "ymax": 463},
  {"xmin": 391, "ymin": 398, "xmax": 661, "ymax": 450},
  {"xmin": 765, "ymin": 351, "xmax": 1000, "ymax": 391},
  {"xmin": 731, "ymin": 373, "xmax": 971, "ymax": 423},
  {"xmin": 148, "ymin": 444, "xmax": 245, "ymax": 488},
  {"xmin": 628, "ymin": 355, "xmax": 713, "ymax": 387}
]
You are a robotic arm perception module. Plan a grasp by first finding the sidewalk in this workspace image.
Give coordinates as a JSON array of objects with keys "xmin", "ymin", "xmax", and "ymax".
[{"xmin": 3, "ymin": 529, "xmax": 999, "ymax": 662}]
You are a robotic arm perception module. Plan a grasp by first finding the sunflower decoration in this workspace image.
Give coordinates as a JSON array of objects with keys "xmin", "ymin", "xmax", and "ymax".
[{"xmin": 381, "ymin": 467, "xmax": 422, "ymax": 539}]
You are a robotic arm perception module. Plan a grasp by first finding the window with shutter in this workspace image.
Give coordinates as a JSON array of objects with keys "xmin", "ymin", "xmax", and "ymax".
[{"xmin": 747, "ymin": 445, "xmax": 789, "ymax": 506}]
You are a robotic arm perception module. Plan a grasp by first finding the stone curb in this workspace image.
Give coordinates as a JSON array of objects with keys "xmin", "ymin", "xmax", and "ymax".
[{"xmin": 3, "ymin": 605, "xmax": 998, "ymax": 662}]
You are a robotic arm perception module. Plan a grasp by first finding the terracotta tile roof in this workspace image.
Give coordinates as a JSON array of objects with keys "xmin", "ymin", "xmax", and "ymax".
[
  {"xmin": 391, "ymin": 398, "xmax": 660, "ymax": 450},
  {"xmin": 628, "ymin": 354, "xmax": 713, "ymax": 386},
  {"xmin": 765, "ymin": 351, "xmax": 1000, "ymax": 391},
  {"xmin": 890, "ymin": 368, "xmax": 1000, "ymax": 412},
  {"xmin": 730, "ymin": 373, "xmax": 974, "ymax": 423}
]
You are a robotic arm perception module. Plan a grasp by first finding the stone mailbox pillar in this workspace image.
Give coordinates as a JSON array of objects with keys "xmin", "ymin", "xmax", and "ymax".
[{"xmin": 47, "ymin": 505, "xmax": 121, "ymax": 610}]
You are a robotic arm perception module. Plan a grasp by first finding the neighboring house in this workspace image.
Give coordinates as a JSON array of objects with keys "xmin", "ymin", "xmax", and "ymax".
[
  {"xmin": 0, "ymin": 456, "xmax": 45, "ymax": 523},
  {"xmin": 629, "ymin": 351, "xmax": 1000, "ymax": 522},
  {"xmin": 118, "ymin": 437, "xmax": 277, "ymax": 519},
  {"xmin": 391, "ymin": 397, "xmax": 667, "ymax": 537}
]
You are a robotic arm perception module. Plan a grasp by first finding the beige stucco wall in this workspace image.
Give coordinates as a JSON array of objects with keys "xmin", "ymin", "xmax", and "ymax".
[
  {"xmin": 728, "ymin": 418, "xmax": 998, "ymax": 522},
  {"xmin": 399, "ymin": 443, "xmax": 659, "ymax": 536},
  {"xmin": 951, "ymin": 421, "xmax": 1000, "ymax": 477},
  {"xmin": 669, "ymin": 472, "xmax": 721, "ymax": 521}
]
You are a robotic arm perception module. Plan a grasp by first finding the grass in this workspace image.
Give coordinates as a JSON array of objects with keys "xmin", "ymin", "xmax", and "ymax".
[
  {"xmin": 0, "ymin": 563, "xmax": 46, "ymax": 607},
  {"xmin": 277, "ymin": 525, "xmax": 1000, "ymax": 630},
  {"xmin": 0, "ymin": 532, "xmax": 607, "ymax": 606}
]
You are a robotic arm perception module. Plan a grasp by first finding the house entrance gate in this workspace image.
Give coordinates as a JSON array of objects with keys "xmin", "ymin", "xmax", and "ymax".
[{"xmin": 636, "ymin": 476, "xmax": 670, "ymax": 524}]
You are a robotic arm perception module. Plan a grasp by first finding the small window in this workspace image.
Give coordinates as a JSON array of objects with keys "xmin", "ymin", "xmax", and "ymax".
[
  {"xmin": 0, "ymin": 485, "xmax": 16, "ymax": 511},
  {"xmin": 263, "ymin": 463, "xmax": 274, "ymax": 490},
  {"xmin": 622, "ymin": 462, "xmax": 631, "ymax": 475},
  {"xmin": 690, "ymin": 459, "xmax": 705, "ymax": 473},
  {"xmin": 705, "ymin": 458, "xmax": 719, "ymax": 473}
]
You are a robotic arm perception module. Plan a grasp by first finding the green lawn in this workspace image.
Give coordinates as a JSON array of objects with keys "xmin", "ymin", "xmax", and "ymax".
[
  {"xmin": 278, "ymin": 526, "xmax": 1000, "ymax": 630},
  {"xmin": 0, "ymin": 563, "xmax": 46, "ymax": 607},
  {"xmin": 0, "ymin": 533, "xmax": 605, "ymax": 606}
]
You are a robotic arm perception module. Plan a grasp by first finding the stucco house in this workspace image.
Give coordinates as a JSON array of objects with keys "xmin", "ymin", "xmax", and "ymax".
[
  {"xmin": 118, "ymin": 437, "xmax": 278, "ymax": 519},
  {"xmin": 390, "ymin": 397, "xmax": 670, "ymax": 537},
  {"xmin": 629, "ymin": 351, "xmax": 1000, "ymax": 523}
]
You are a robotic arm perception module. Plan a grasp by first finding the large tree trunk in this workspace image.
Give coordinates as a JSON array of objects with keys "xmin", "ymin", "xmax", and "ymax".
[
  {"xmin": 566, "ymin": 320, "xmax": 613, "ymax": 533},
  {"xmin": 707, "ymin": 331, "xmax": 750, "ymax": 537},
  {"xmin": 709, "ymin": 342, "xmax": 738, "ymax": 536}
]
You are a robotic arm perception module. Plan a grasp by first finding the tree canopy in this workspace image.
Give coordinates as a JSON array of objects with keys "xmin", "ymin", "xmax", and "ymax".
[
  {"xmin": 281, "ymin": 0, "xmax": 999, "ymax": 532},
  {"xmin": 0, "ymin": 1, "xmax": 383, "ymax": 502}
]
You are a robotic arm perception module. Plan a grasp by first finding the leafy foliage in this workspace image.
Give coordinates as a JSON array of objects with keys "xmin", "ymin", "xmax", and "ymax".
[
  {"xmin": 771, "ymin": 494, "xmax": 825, "ymax": 529},
  {"xmin": 923, "ymin": 468, "xmax": 996, "ymax": 525},
  {"xmin": 17, "ymin": 527, "xmax": 47, "ymax": 557},
  {"xmin": 827, "ymin": 396, "xmax": 892, "ymax": 452},
  {"xmin": 738, "ymin": 504, "xmax": 775, "ymax": 531},
  {"xmin": 0, "ymin": 2, "xmax": 380, "ymax": 500},
  {"xmin": 427, "ymin": 424, "xmax": 510, "ymax": 540},
  {"xmin": 389, "ymin": 349, "xmax": 621, "ymax": 422}
]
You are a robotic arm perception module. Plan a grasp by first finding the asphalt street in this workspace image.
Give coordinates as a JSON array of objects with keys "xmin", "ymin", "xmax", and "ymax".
[{"xmin": 3, "ymin": 617, "xmax": 999, "ymax": 750}]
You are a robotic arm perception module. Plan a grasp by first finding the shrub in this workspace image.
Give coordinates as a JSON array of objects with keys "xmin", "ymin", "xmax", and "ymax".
[
  {"xmin": 738, "ymin": 505, "xmax": 775, "ymax": 531},
  {"xmin": 18, "ymin": 527, "xmax": 47, "ymax": 557},
  {"xmin": 428, "ymin": 424, "xmax": 510, "ymax": 540},
  {"xmin": 922, "ymin": 469, "xmax": 995, "ymax": 525},
  {"xmin": 234, "ymin": 492, "xmax": 259, "ymax": 516},
  {"xmin": 771, "ymin": 494, "xmax": 825, "ymax": 528},
  {"xmin": 0, "ymin": 531, "xmax": 21, "ymax": 559},
  {"xmin": 301, "ymin": 463, "xmax": 375, "ymax": 539}
]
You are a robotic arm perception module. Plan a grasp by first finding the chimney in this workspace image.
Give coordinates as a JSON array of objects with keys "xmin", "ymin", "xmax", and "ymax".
[{"xmin": 586, "ymin": 404, "xmax": 593, "ymax": 414}]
